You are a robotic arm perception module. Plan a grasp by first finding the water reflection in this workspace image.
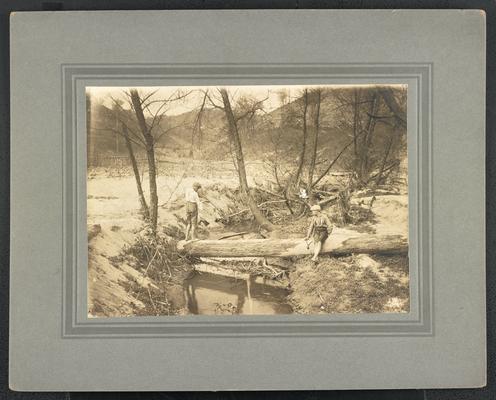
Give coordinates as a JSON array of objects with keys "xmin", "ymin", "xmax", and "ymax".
[{"xmin": 184, "ymin": 272, "xmax": 293, "ymax": 315}]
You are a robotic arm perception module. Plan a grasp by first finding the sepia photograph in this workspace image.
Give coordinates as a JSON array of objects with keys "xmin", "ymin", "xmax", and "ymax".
[
  {"xmin": 8, "ymin": 8, "xmax": 489, "ymax": 393},
  {"xmin": 86, "ymin": 84, "xmax": 409, "ymax": 317}
]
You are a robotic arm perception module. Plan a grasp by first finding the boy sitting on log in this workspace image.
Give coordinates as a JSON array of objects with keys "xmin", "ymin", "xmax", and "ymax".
[{"xmin": 305, "ymin": 204, "xmax": 333, "ymax": 263}]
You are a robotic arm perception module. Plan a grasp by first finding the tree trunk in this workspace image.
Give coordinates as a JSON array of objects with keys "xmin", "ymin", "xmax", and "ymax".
[
  {"xmin": 122, "ymin": 124, "xmax": 150, "ymax": 220},
  {"xmin": 130, "ymin": 89, "xmax": 159, "ymax": 235},
  {"xmin": 374, "ymin": 128, "xmax": 395, "ymax": 187},
  {"xmin": 352, "ymin": 89, "xmax": 360, "ymax": 156},
  {"xmin": 178, "ymin": 233, "xmax": 408, "ymax": 257},
  {"xmin": 294, "ymin": 89, "xmax": 309, "ymax": 189},
  {"xmin": 144, "ymin": 145, "xmax": 159, "ymax": 235},
  {"xmin": 378, "ymin": 87, "xmax": 407, "ymax": 129},
  {"xmin": 351, "ymin": 89, "xmax": 361, "ymax": 175},
  {"xmin": 272, "ymin": 163, "xmax": 294, "ymax": 214},
  {"xmin": 219, "ymin": 89, "xmax": 275, "ymax": 231},
  {"xmin": 307, "ymin": 89, "xmax": 321, "ymax": 198},
  {"xmin": 358, "ymin": 93, "xmax": 380, "ymax": 183}
]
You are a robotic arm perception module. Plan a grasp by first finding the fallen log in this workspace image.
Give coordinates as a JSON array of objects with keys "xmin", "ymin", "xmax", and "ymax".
[{"xmin": 178, "ymin": 233, "xmax": 408, "ymax": 258}]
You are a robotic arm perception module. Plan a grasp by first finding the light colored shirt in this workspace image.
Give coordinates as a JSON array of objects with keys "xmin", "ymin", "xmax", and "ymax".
[
  {"xmin": 185, "ymin": 187, "xmax": 202, "ymax": 211},
  {"xmin": 307, "ymin": 213, "xmax": 332, "ymax": 238}
]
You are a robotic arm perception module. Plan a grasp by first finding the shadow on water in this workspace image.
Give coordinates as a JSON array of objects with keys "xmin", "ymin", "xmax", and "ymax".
[{"xmin": 184, "ymin": 272, "xmax": 293, "ymax": 315}]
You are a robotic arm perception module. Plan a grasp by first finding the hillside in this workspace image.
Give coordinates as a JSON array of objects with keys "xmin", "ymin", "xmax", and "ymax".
[{"xmin": 88, "ymin": 88, "xmax": 407, "ymax": 173}]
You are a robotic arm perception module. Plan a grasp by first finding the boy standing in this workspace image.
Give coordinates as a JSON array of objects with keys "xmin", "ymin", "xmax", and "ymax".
[{"xmin": 185, "ymin": 182, "xmax": 202, "ymax": 240}]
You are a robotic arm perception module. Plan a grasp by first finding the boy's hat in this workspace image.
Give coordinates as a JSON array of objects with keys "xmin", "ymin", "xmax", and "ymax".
[{"xmin": 193, "ymin": 182, "xmax": 202, "ymax": 190}]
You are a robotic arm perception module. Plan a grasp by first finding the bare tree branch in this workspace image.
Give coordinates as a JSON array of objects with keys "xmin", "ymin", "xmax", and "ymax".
[
  {"xmin": 312, "ymin": 128, "xmax": 368, "ymax": 187},
  {"xmin": 139, "ymin": 89, "xmax": 160, "ymax": 106},
  {"xmin": 204, "ymin": 90, "xmax": 224, "ymax": 110},
  {"xmin": 234, "ymin": 96, "xmax": 268, "ymax": 122}
]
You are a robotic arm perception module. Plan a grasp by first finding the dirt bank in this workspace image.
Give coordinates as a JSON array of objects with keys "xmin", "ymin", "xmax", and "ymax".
[{"xmin": 88, "ymin": 225, "xmax": 190, "ymax": 318}]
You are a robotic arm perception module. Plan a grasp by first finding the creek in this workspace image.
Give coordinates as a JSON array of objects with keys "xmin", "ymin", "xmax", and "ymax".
[{"xmin": 184, "ymin": 271, "xmax": 293, "ymax": 315}]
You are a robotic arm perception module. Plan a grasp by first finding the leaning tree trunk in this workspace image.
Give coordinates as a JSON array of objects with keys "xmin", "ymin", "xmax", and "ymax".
[
  {"xmin": 130, "ymin": 89, "xmax": 159, "ymax": 235},
  {"xmin": 219, "ymin": 89, "xmax": 275, "ymax": 231},
  {"xmin": 122, "ymin": 124, "xmax": 150, "ymax": 220}
]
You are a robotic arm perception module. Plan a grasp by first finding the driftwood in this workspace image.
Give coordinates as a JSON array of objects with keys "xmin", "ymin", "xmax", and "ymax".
[
  {"xmin": 220, "ymin": 200, "xmax": 289, "ymax": 221},
  {"xmin": 318, "ymin": 195, "xmax": 338, "ymax": 207},
  {"xmin": 178, "ymin": 233, "xmax": 408, "ymax": 258},
  {"xmin": 193, "ymin": 264, "xmax": 288, "ymax": 288},
  {"xmin": 217, "ymin": 231, "xmax": 251, "ymax": 240}
]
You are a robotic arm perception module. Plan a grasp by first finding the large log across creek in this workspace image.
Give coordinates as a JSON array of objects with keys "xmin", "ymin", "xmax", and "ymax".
[{"xmin": 177, "ymin": 233, "xmax": 408, "ymax": 258}]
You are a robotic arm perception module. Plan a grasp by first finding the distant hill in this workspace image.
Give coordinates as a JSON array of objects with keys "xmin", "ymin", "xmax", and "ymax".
[{"xmin": 88, "ymin": 89, "xmax": 407, "ymax": 172}]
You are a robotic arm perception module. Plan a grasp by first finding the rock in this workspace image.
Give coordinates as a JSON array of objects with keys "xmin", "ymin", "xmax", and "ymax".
[{"xmin": 354, "ymin": 254, "xmax": 380, "ymax": 270}]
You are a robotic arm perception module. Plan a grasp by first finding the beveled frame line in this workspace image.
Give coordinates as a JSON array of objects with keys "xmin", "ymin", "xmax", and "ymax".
[{"xmin": 62, "ymin": 63, "xmax": 432, "ymax": 338}]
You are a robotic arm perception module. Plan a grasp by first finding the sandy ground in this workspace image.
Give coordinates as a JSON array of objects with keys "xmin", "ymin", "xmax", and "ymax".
[
  {"xmin": 87, "ymin": 174, "xmax": 243, "ymax": 231},
  {"xmin": 356, "ymin": 195, "xmax": 409, "ymax": 236},
  {"xmin": 87, "ymin": 172, "xmax": 410, "ymax": 316}
]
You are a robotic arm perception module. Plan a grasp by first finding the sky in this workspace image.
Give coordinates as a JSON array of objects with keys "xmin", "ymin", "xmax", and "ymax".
[{"xmin": 86, "ymin": 84, "xmax": 406, "ymax": 116}]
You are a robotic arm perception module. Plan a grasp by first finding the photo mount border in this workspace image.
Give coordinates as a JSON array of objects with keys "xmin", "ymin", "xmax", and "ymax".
[{"xmin": 62, "ymin": 63, "xmax": 432, "ymax": 338}]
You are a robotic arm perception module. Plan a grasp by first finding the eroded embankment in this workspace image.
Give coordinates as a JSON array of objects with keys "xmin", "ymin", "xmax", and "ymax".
[{"xmin": 87, "ymin": 226, "xmax": 190, "ymax": 317}]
